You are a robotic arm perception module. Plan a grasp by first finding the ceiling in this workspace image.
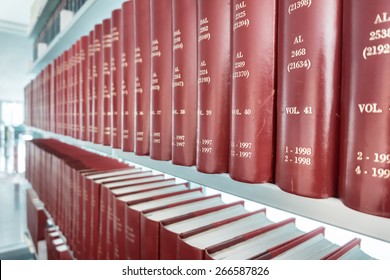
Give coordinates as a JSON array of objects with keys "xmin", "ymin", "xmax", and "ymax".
[
  {"xmin": 0, "ymin": 0, "xmax": 35, "ymax": 103},
  {"xmin": 0, "ymin": 0, "xmax": 35, "ymax": 27}
]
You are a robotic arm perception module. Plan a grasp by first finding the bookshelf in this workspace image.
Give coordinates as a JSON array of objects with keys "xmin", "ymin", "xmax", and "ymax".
[
  {"xmin": 30, "ymin": 0, "xmax": 127, "ymax": 75},
  {"xmin": 26, "ymin": 0, "xmax": 390, "ymax": 259},
  {"xmin": 25, "ymin": 126, "xmax": 390, "ymax": 247},
  {"xmin": 28, "ymin": 0, "xmax": 62, "ymax": 39}
]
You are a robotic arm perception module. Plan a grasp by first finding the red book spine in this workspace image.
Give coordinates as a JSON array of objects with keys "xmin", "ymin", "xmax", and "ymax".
[
  {"xmin": 134, "ymin": 0, "xmax": 151, "ymax": 155},
  {"xmin": 82, "ymin": 180, "xmax": 93, "ymax": 259},
  {"xmin": 111, "ymin": 9, "xmax": 123, "ymax": 149},
  {"xmin": 339, "ymin": 0, "xmax": 390, "ymax": 218},
  {"xmin": 80, "ymin": 35, "xmax": 89, "ymax": 141},
  {"xmin": 171, "ymin": 0, "xmax": 197, "ymax": 166},
  {"xmin": 45, "ymin": 65, "xmax": 51, "ymax": 132},
  {"xmin": 125, "ymin": 206, "xmax": 142, "ymax": 259},
  {"xmin": 196, "ymin": 0, "xmax": 231, "ymax": 173},
  {"xmin": 114, "ymin": 199, "xmax": 127, "ymax": 259},
  {"xmin": 50, "ymin": 60, "xmax": 56, "ymax": 133},
  {"xmin": 92, "ymin": 180, "xmax": 103, "ymax": 260},
  {"xmin": 121, "ymin": 0, "xmax": 135, "ymax": 152},
  {"xmin": 159, "ymin": 201, "xmax": 243, "ymax": 260},
  {"xmin": 229, "ymin": 0, "xmax": 277, "ymax": 183},
  {"xmin": 97, "ymin": 186, "xmax": 110, "ymax": 259},
  {"xmin": 102, "ymin": 18, "xmax": 112, "ymax": 146},
  {"xmin": 75, "ymin": 171, "xmax": 85, "ymax": 259},
  {"xmin": 150, "ymin": 0, "xmax": 173, "ymax": 160},
  {"xmin": 55, "ymin": 57, "xmax": 61, "ymax": 134},
  {"xmin": 93, "ymin": 24, "xmax": 103, "ymax": 144},
  {"xmin": 68, "ymin": 45, "xmax": 74, "ymax": 137},
  {"xmin": 255, "ymin": 227, "xmax": 325, "ymax": 260},
  {"xmin": 275, "ymin": 0, "xmax": 342, "ymax": 198},
  {"xmin": 59, "ymin": 53, "xmax": 65, "ymax": 135},
  {"xmin": 88, "ymin": 30, "xmax": 95, "ymax": 142},
  {"xmin": 74, "ymin": 40, "xmax": 81, "ymax": 139},
  {"xmin": 63, "ymin": 50, "xmax": 69, "ymax": 136}
]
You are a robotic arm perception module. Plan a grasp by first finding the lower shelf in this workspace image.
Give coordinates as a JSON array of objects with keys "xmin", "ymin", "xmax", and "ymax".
[{"xmin": 24, "ymin": 126, "xmax": 390, "ymax": 247}]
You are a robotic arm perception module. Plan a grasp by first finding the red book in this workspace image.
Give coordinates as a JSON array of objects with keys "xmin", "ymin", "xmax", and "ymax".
[
  {"xmin": 68, "ymin": 44, "xmax": 75, "ymax": 138},
  {"xmin": 62, "ymin": 50, "xmax": 69, "ymax": 136},
  {"xmin": 74, "ymin": 40, "xmax": 81, "ymax": 139},
  {"xmin": 140, "ymin": 195, "xmax": 225, "ymax": 259},
  {"xmin": 171, "ymin": 0, "xmax": 197, "ymax": 166},
  {"xmin": 339, "ymin": 0, "xmax": 390, "ymax": 217},
  {"xmin": 323, "ymin": 238, "xmax": 374, "ymax": 260},
  {"xmin": 97, "ymin": 171, "xmax": 157, "ymax": 259},
  {"xmin": 105, "ymin": 176, "xmax": 175, "ymax": 259},
  {"xmin": 275, "ymin": 0, "xmax": 342, "ymax": 198},
  {"xmin": 88, "ymin": 29, "xmax": 95, "ymax": 142},
  {"xmin": 93, "ymin": 24, "xmax": 104, "ymax": 144},
  {"xmin": 113, "ymin": 183, "xmax": 190, "ymax": 259},
  {"xmin": 134, "ymin": 0, "xmax": 151, "ymax": 155},
  {"xmin": 56, "ymin": 56, "xmax": 62, "ymax": 134},
  {"xmin": 177, "ymin": 210, "xmax": 270, "ymax": 260},
  {"xmin": 322, "ymin": 238, "xmax": 361, "ymax": 260},
  {"xmin": 229, "ymin": 0, "xmax": 277, "ymax": 183},
  {"xmin": 111, "ymin": 9, "xmax": 123, "ymax": 149},
  {"xmin": 102, "ymin": 18, "xmax": 112, "ymax": 146},
  {"xmin": 80, "ymin": 35, "xmax": 89, "ymax": 141},
  {"xmin": 121, "ymin": 0, "xmax": 135, "ymax": 152},
  {"xmin": 84, "ymin": 168, "xmax": 142, "ymax": 259},
  {"xmin": 51, "ymin": 59, "xmax": 57, "ymax": 133},
  {"xmin": 205, "ymin": 218, "xmax": 303, "ymax": 260},
  {"xmin": 255, "ymin": 227, "xmax": 325, "ymax": 260},
  {"xmin": 81, "ymin": 168, "xmax": 136, "ymax": 258},
  {"xmin": 125, "ymin": 188, "xmax": 204, "ymax": 260},
  {"xmin": 196, "ymin": 0, "xmax": 231, "ymax": 173},
  {"xmin": 160, "ymin": 201, "xmax": 246, "ymax": 260},
  {"xmin": 149, "ymin": 0, "xmax": 172, "ymax": 160},
  {"xmin": 45, "ymin": 64, "xmax": 52, "ymax": 132}
]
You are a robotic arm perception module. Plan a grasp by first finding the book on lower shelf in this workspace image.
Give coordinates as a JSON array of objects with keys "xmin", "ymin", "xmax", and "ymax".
[{"xmin": 25, "ymin": 138, "xmax": 380, "ymax": 259}]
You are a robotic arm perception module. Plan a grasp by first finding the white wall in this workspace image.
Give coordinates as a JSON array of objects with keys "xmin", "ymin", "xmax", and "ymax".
[{"xmin": 0, "ymin": 30, "xmax": 32, "ymax": 102}]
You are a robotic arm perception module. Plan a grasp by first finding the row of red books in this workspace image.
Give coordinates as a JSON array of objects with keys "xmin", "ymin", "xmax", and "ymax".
[
  {"xmin": 26, "ymin": 138, "xmax": 374, "ymax": 260},
  {"xmin": 24, "ymin": 0, "xmax": 389, "ymax": 218}
]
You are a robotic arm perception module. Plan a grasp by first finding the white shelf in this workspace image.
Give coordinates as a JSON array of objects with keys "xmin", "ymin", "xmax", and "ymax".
[
  {"xmin": 29, "ymin": 0, "xmax": 62, "ymax": 39},
  {"xmin": 24, "ymin": 126, "xmax": 390, "ymax": 245},
  {"xmin": 30, "ymin": 0, "xmax": 127, "ymax": 75}
]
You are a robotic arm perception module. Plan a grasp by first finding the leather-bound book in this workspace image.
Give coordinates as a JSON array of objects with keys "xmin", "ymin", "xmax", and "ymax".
[
  {"xmin": 80, "ymin": 35, "xmax": 89, "ymax": 141},
  {"xmin": 171, "ymin": 0, "xmax": 197, "ymax": 166},
  {"xmin": 66, "ymin": 46, "xmax": 74, "ymax": 137},
  {"xmin": 62, "ymin": 50, "xmax": 69, "ymax": 136},
  {"xmin": 102, "ymin": 18, "xmax": 112, "ymax": 146},
  {"xmin": 196, "ymin": 0, "xmax": 231, "ymax": 174},
  {"xmin": 339, "ymin": 0, "xmax": 390, "ymax": 217},
  {"xmin": 111, "ymin": 9, "xmax": 123, "ymax": 149},
  {"xmin": 88, "ymin": 29, "xmax": 95, "ymax": 142},
  {"xmin": 229, "ymin": 0, "xmax": 277, "ymax": 183},
  {"xmin": 134, "ymin": 0, "xmax": 151, "ymax": 155},
  {"xmin": 93, "ymin": 24, "xmax": 104, "ymax": 144},
  {"xmin": 121, "ymin": 0, "xmax": 135, "ymax": 152},
  {"xmin": 74, "ymin": 40, "xmax": 81, "ymax": 140},
  {"xmin": 149, "ymin": 0, "xmax": 173, "ymax": 161},
  {"xmin": 275, "ymin": 0, "xmax": 342, "ymax": 198}
]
